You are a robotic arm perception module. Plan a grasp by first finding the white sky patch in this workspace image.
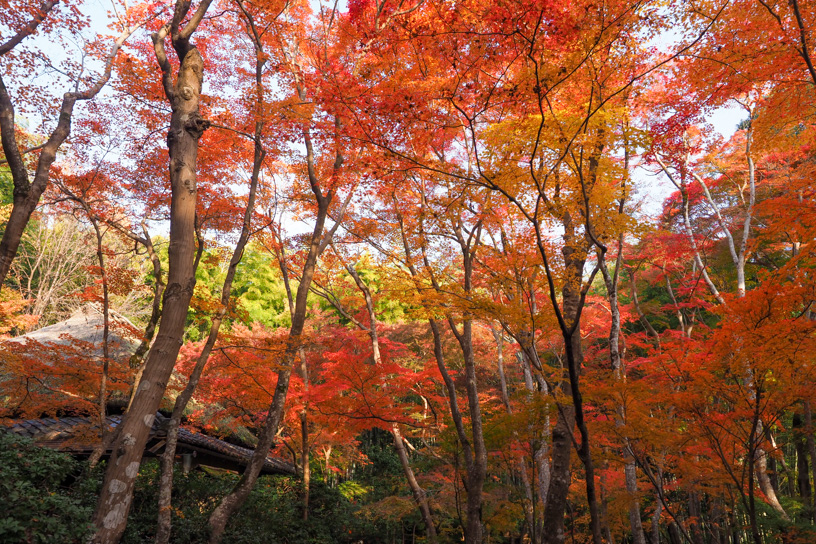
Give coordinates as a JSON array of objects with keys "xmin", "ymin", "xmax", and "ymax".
[{"xmin": 633, "ymin": 102, "xmax": 745, "ymax": 220}]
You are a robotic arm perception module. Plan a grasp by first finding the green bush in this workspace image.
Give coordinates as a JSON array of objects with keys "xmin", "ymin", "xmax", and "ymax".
[
  {"xmin": 0, "ymin": 432, "xmax": 416, "ymax": 543},
  {"xmin": 0, "ymin": 432, "xmax": 95, "ymax": 543},
  {"xmin": 122, "ymin": 461, "xmax": 377, "ymax": 544}
]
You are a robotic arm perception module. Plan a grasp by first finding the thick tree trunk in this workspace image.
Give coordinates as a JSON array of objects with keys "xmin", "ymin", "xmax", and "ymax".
[
  {"xmin": 541, "ymin": 399, "xmax": 574, "ymax": 544},
  {"xmin": 89, "ymin": 7, "xmax": 211, "ymax": 541},
  {"xmin": 754, "ymin": 442, "xmax": 788, "ymax": 520},
  {"xmin": 452, "ymin": 318, "xmax": 487, "ymax": 544},
  {"xmin": 297, "ymin": 346, "xmax": 311, "ymax": 521},
  {"xmin": 540, "ymin": 223, "xmax": 588, "ymax": 544},
  {"xmin": 688, "ymin": 490, "xmax": 705, "ymax": 544}
]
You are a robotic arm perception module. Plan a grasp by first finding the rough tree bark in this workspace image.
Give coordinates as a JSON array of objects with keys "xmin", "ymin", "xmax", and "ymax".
[
  {"xmin": 154, "ymin": 7, "xmax": 267, "ymax": 540},
  {"xmin": 89, "ymin": 3, "xmax": 212, "ymax": 542}
]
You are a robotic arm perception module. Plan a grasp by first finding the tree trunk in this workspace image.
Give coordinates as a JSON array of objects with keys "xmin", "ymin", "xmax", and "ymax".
[
  {"xmin": 207, "ymin": 114, "xmax": 345, "ymax": 540},
  {"xmin": 393, "ymin": 424, "xmax": 438, "ymax": 544},
  {"xmin": 0, "ymin": 11, "xmax": 133, "ymax": 287},
  {"xmin": 90, "ymin": 6, "xmax": 211, "ymax": 541},
  {"xmin": 154, "ymin": 43, "xmax": 265, "ymax": 543},
  {"xmin": 652, "ymin": 492, "xmax": 662, "ymax": 544},
  {"xmin": 494, "ymin": 328, "xmax": 537, "ymax": 542},
  {"xmin": 599, "ymin": 251, "xmax": 646, "ymax": 544},
  {"xmin": 88, "ymin": 218, "xmax": 111, "ymax": 468},
  {"xmin": 805, "ymin": 401, "xmax": 816, "ymax": 520},
  {"xmin": 794, "ymin": 413, "xmax": 811, "ymax": 501},
  {"xmin": 129, "ymin": 225, "xmax": 165, "ymax": 373},
  {"xmin": 753, "ymin": 419, "xmax": 788, "ymax": 520},
  {"xmin": 299, "ymin": 347, "xmax": 310, "ymax": 522},
  {"xmin": 541, "ymin": 400, "xmax": 575, "ymax": 544}
]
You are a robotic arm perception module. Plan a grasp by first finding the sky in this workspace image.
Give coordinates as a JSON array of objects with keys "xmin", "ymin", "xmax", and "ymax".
[
  {"xmin": 14, "ymin": 0, "xmax": 748, "ymax": 234},
  {"xmin": 634, "ymin": 102, "xmax": 745, "ymax": 219}
]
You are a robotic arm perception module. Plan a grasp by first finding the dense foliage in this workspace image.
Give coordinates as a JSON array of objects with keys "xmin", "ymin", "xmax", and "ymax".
[{"xmin": 2, "ymin": 1, "xmax": 816, "ymax": 543}]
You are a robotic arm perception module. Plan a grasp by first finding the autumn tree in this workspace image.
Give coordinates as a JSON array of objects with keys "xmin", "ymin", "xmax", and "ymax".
[
  {"xmin": 90, "ymin": 1, "xmax": 213, "ymax": 541},
  {"xmin": 0, "ymin": 0, "xmax": 147, "ymax": 287}
]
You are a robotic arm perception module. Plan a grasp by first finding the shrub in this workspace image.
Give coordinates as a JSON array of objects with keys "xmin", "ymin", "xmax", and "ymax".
[{"xmin": 0, "ymin": 432, "xmax": 95, "ymax": 543}]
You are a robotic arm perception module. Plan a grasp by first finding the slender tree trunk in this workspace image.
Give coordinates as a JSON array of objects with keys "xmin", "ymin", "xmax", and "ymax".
[
  {"xmin": 342, "ymin": 257, "xmax": 438, "ymax": 540},
  {"xmin": 554, "ymin": 219, "xmax": 603, "ymax": 544},
  {"xmin": 652, "ymin": 492, "xmax": 662, "ymax": 544},
  {"xmin": 206, "ymin": 231, "xmax": 322, "ymax": 542},
  {"xmin": 517, "ymin": 348, "xmax": 550, "ymax": 540},
  {"xmin": 297, "ymin": 346, "xmax": 310, "ymax": 521},
  {"xmin": 599, "ymin": 255, "xmax": 646, "ymax": 544},
  {"xmin": 88, "ymin": 218, "xmax": 111, "ymax": 468},
  {"xmin": 688, "ymin": 490, "xmax": 705, "ymax": 544},
  {"xmin": 630, "ymin": 269, "xmax": 660, "ymax": 347},
  {"xmin": 654, "ymin": 157, "xmax": 724, "ymax": 305},
  {"xmin": 393, "ymin": 424, "xmax": 438, "ymax": 544},
  {"xmin": 90, "ymin": 5, "xmax": 212, "ymax": 541},
  {"xmin": 805, "ymin": 401, "xmax": 816, "ymax": 520},
  {"xmin": 207, "ymin": 304, "xmax": 304, "ymax": 543},
  {"xmin": 300, "ymin": 403, "xmax": 310, "ymax": 521},
  {"xmin": 746, "ymin": 405, "xmax": 763, "ymax": 544},
  {"xmin": 207, "ymin": 112, "xmax": 348, "ymax": 540},
  {"xmin": 493, "ymin": 327, "xmax": 537, "ymax": 542},
  {"xmin": 793, "ymin": 413, "xmax": 811, "ymax": 503},
  {"xmin": 395, "ymin": 202, "xmax": 486, "ymax": 543},
  {"xmin": 129, "ymin": 225, "xmax": 165, "ymax": 372},
  {"xmin": 154, "ymin": 96, "xmax": 263, "ymax": 544}
]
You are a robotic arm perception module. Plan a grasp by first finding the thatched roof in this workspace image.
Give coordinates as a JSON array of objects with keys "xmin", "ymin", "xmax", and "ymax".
[
  {"xmin": 7, "ymin": 304, "xmax": 141, "ymax": 361},
  {"xmin": 5, "ymin": 413, "xmax": 296, "ymax": 476}
]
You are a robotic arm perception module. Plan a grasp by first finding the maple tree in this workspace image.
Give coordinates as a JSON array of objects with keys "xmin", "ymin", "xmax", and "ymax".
[
  {"xmin": 0, "ymin": 0, "xmax": 148, "ymax": 287},
  {"xmin": 3, "ymin": 0, "xmax": 816, "ymax": 543}
]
